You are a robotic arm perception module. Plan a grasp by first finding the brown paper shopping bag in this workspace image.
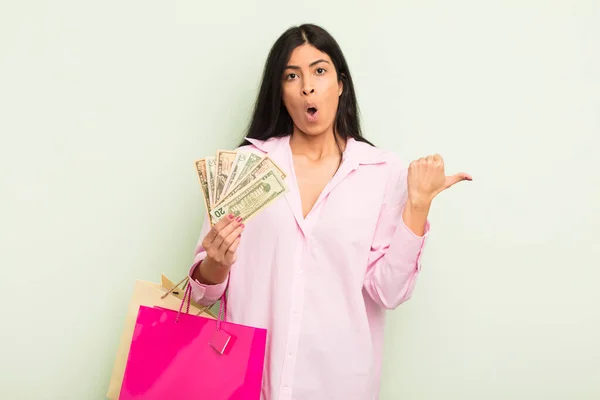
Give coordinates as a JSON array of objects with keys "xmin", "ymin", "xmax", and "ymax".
[{"xmin": 106, "ymin": 275, "xmax": 216, "ymax": 399}]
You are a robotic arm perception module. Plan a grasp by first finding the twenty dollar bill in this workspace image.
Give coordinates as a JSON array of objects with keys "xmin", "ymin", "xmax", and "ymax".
[
  {"xmin": 210, "ymin": 169, "xmax": 287, "ymax": 223},
  {"xmin": 215, "ymin": 156, "xmax": 285, "ymax": 207}
]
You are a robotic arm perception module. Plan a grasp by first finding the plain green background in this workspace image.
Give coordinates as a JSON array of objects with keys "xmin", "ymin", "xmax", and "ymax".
[{"xmin": 1, "ymin": 1, "xmax": 599, "ymax": 399}]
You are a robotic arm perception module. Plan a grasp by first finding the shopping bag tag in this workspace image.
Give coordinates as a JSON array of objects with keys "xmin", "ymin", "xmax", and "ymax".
[{"xmin": 210, "ymin": 329, "xmax": 231, "ymax": 355}]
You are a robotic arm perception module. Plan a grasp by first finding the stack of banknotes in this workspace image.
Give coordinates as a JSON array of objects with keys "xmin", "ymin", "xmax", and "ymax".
[{"xmin": 195, "ymin": 150, "xmax": 288, "ymax": 225}]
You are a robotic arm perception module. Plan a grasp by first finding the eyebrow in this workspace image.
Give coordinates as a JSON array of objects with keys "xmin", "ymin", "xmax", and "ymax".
[{"xmin": 285, "ymin": 59, "xmax": 331, "ymax": 70}]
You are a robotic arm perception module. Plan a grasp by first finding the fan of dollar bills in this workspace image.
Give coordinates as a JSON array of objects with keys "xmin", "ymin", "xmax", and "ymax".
[{"xmin": 195, "ymin": 150, "xmax": 288, "ymax": 225}]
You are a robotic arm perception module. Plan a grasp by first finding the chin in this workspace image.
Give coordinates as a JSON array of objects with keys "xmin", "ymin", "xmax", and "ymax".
[
  {"xmin": 302, "ymin": 126, "xmax": 327, "ymax": 136},
  {"xmin": 296, "ymin": 121, "xmax": 335, "ymax": 137}
]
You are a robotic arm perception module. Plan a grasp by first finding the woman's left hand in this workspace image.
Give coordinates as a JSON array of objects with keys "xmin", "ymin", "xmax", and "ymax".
[{"xmin": 406, "ymin": 154, "xmax": 472, "ymax": 207}]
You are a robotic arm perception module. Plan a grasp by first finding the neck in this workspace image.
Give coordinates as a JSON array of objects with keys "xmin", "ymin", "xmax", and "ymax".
[{"xmin": 289, "ymin": 128, "xmax": 344, "ymax": 161}]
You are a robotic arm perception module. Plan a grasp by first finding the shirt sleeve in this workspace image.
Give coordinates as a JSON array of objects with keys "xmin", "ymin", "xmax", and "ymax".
[
  {"xmin": 187, "ymin": 215, "xmax": 228, "ymax": 306},
  {"xmin": 363, "ymin": 160, "xmax": 430, "ymax": 310}
]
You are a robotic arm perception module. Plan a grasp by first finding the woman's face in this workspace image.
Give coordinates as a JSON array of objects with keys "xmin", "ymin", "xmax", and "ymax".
[{"xmin": 281, "ymin": 44, "xmax": 343, "ymax": 137}]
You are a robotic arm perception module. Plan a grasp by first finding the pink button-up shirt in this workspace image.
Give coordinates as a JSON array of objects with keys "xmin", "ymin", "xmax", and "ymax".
[{"xmin": 188, "ymin": 135, "xmax": 429, "ymax": 399}]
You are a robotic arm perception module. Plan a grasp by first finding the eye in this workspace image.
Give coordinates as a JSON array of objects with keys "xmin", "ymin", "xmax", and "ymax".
[
  {"xmin": 316, "ymin": 67, "xmax": 326, "ymax": 75},
  {"xmin": 285, "ymin": 73, "xmax": 298, "ymax": 80}
]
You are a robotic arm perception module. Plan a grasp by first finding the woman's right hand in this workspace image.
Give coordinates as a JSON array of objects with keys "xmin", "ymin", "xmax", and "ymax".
[{"xmin": 194, "ymin": 214, "xmax": 245, "ymax": 284}]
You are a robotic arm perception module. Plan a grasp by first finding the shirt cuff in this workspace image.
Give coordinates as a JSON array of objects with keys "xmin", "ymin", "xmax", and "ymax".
[
  {"xmin": 188, "ymin": 254, "xmax": 228, "ymax": 304},
  {"xmin": 385, "ymin": 212, "xmax": 430, "ymax": 271}
]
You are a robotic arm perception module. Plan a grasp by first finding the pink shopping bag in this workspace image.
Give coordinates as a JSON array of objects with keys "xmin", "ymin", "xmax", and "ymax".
[{"xmin": 119, "ymin": 279, "xmax": 267, "ymax": 399}]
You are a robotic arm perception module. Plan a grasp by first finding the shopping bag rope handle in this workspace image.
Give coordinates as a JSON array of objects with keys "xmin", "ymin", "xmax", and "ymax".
[
  {"xmin": 160, "ymin": 276, "xmax": 189, "ymax": 299},
  {"xmin": 173, "ymin": 272, "xmax": 230, "ymax": 329}
]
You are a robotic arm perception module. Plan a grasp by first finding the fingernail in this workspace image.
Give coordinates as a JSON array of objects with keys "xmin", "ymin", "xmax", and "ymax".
[
  {"xmin": 240, "ymin": 223, "xmax": 245, "ymax": 228},
  {"xmin": 236, "ymin": 216, "xmax": 242, "ymax": 222},
  {"xmin": 228, "ymin": 214, "xmax": 234, "ymax": 219}
]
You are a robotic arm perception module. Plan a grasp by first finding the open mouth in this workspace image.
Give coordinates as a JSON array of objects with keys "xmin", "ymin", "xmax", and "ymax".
[{"xmin": 305, "ymin": 104, "xmax": 318, "ymax": 122}]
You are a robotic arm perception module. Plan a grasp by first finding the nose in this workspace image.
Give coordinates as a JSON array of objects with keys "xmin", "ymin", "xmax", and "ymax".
[{"xmin": 302, "ymin": 80, "xmax": 315, "ymax": 96}]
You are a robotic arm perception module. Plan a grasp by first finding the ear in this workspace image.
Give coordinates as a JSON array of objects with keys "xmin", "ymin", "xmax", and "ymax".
[{"xmin": 338, "ymin": 73, "xmax": 345, "ymax": 97}]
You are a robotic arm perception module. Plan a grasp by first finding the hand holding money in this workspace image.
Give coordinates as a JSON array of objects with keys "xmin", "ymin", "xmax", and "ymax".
[{"xmin": 192, "ymin": 214, "xmax": 245, "ymax": 285}]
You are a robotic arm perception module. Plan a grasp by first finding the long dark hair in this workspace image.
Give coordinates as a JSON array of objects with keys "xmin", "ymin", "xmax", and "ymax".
[{"xmin": 239, "ymin": 24, "xmax": 373, "ymax": 147}]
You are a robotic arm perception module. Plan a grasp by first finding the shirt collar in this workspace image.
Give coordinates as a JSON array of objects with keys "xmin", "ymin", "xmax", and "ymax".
[{"xmin": 243, "ymin": 135, "xmax": 385, "ymax": 166}]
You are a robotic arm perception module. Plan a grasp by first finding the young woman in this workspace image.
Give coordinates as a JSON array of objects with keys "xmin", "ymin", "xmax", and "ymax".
[{"xmin": 188, "ymin": 24, "xmax": 471, "ymax": 399}]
